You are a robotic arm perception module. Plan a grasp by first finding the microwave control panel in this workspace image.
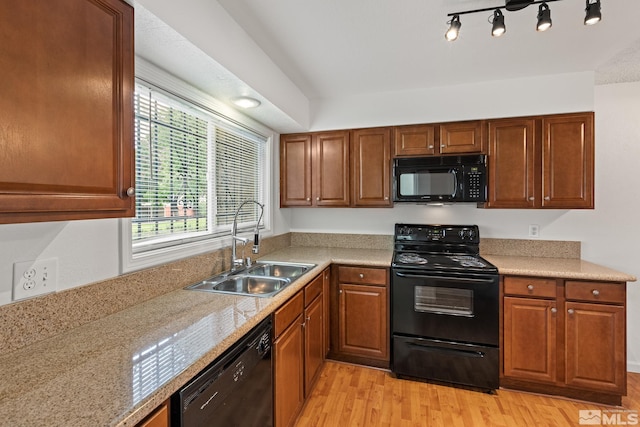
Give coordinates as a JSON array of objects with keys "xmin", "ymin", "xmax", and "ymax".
[{"xmin": 464, "ymin": 166, "xmax": 486, "ymax": 201}]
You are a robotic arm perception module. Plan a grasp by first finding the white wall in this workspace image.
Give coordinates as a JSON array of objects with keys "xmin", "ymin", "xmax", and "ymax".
[{"xmin": 288, "ymin": 79, "xmax": 640, "ymax": 372}]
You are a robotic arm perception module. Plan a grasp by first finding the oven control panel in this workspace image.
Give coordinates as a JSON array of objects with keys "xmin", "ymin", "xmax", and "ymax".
[{"xmin": 395, "ymin": 224, "xmax": 480, "ymax": 244}]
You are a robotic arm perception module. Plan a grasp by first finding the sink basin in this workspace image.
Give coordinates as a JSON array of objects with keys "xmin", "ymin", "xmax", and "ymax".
[
  {"xmin": 185, "ymin": 262, "xmax": 316, "ymax": 298},
  {"xmin": 246, "ymin": 262, "xmax": 315, "ymax": 279},
  {"xmin": 188, "ymin": 275, "xmax": 290, "ymax": 297}
]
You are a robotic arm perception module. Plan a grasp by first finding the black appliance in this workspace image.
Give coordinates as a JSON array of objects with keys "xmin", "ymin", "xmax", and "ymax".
[
  {"xmin": 390, "ymin": 224, "xmax": 499, "ymax": 391},
  {"xmin": 392, "ymin": 154, "xmax": 487, "ymax": 203},
  {"xmin": 171, "ymin": 318, "xmax": 273, "ymax": 427}
]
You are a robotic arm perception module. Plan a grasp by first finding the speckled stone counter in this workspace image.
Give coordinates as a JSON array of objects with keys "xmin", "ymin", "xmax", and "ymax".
[
  {"xmin": 485, "ymin": 255, "xmax": 637, "ymax": 282},
  {"xmin": 0, "ymin": 247, "xmax": 392, "ymax": 427}
]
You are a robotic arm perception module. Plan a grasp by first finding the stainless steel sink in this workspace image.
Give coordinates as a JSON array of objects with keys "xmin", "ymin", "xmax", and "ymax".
[
  {"xmin": 185, "ymin": 261, "xmax": 316, "ymax": 298},
  {"xmin": 245, "ymin": 261, "xmax": 315, "ymax": 279}
]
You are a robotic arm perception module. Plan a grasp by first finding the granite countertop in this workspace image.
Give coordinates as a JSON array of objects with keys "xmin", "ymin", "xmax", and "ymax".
[
  {"xmin": 485, "ymin": 255, "xmax": 637, "ymax": 282},
  {"xmin": 0, "ymin": 247, "xmax": 392, "ymax": 427},
  {"xmin": 0, "ymin": 245, "xmax": 635, "ymax": 427}
]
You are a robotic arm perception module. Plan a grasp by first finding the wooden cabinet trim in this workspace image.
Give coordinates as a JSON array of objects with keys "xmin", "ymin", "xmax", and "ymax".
[
  {"xmin": 439, "ymin": 120, "xmax": 485, "ymax": 154},
  {"xmin": 304, "ymin": 275, "xmax": 323, "ymax": 306},
  {"xmin": 351, "ymin": 128, "xmax": 392, "ymax": 207},
  {"xmin": 393, "ymin": 124, "xmax": 437, "ymax": 157}
]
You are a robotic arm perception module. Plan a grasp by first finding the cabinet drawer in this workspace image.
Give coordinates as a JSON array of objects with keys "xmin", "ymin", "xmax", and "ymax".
[
  {"xmin": 304, "ymin": 274, "xmax": 323, "ymax": 306},
  {"xmin": 504, "ymin": 276, "xmax": 556, "ymax": 298},
  {"xmin": 274, "ymin": 291, "xmax": 304, "ymax": 338},
  {"xmin": 338, "ymin": 266, "xmax": 388, "ymax": 286},
  {"xmin": 565, "ymin": 281, "xmax": 625, "ymax": 304}
]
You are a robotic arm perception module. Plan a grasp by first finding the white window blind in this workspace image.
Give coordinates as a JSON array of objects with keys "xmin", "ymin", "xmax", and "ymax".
[{"xmin": 132, "ymin": 81, "xmax": 267, "ymax": 253}]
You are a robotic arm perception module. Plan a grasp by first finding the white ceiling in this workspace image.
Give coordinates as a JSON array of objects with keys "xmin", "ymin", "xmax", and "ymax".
[{"xmin": 133, "ymin": 0, "xmax": 640, "ymax": 133}]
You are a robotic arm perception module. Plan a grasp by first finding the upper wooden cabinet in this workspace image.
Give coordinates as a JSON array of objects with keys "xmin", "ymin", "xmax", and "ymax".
[
  {"xmin": 487, "ymin": 118, "xmax": 537, "ymax": 208},
  {"xmin": 542, "ymin": 113, "xmax": 594, "ymax": 208},
  {"xmin": 439, "ymin": 120, "xmax": 485, "ymax": 154},
  {"xmin": 393, "ymin": 125, "xmax": 437, "ymax": 156},
  {"xmin": 0, "ymin": 0, "xmax": 135, "ymax": 224},
  {"xmin": 487, "ymin": 112, "xmax": 594, "ymax": 209},
  {"xmin": 280, "ymin": 131, "xmax": 350, "ymax": 207},
  {"xmin": 281, "ymin": 129, "xmax": 391, "ymax": 208},
  {"xmin": 351, "ymin": 128, "xmax": 392, "ymax": 207},
  {"xmin": 393, "ymin": 121, "xmax": 484, "ymax": 157}
]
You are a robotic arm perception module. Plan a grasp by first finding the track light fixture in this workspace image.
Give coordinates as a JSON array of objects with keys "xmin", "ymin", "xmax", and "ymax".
[
  {"xmin": 536, "ymin": 3, "xmax": 552, "ymax": 31},
  {"xmin": 445, "ymin": 0, "xmax": 603, "ymax": 42},
  {"xmin": 445, "ymin": 15, "xmax": 461, "ymax": 41},
  {"xmin": 491, "ymin": 9, "xmax": 506, "ymax": 37},
  {"xmin": 584, "ymin": 0, "xmax": 601, "ymax": 26}
]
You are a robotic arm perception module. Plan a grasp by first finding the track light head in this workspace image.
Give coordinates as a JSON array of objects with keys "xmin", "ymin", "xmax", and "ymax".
[
  {"xmin": 584, "ymin": 0, "xmax": 602, "ymax": 25},
  {"xmin": 491, "ymin": 9, "xmax": 506, "ymax": 37},
  {"xmin": 536, "ymin": 3, "xmax": 552, "ymax": 32},
  {"xmin": 445, "ymin": 15, "xmax": 461, "ymax": 41}
]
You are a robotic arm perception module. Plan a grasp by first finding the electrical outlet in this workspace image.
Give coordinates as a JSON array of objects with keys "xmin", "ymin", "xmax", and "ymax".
[
  {"xmin": 529, "ymin": 224, "xmax": 540, "ymax": 238},
  {"xmin": 13, "ymin": 258, "xmax": 58, "ymax": 301}
]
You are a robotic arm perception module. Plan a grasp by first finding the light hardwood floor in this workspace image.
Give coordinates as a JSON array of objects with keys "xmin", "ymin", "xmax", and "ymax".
[{"xmin": 296, "ymin": 361, "xmax": 640, "ymax": 427}]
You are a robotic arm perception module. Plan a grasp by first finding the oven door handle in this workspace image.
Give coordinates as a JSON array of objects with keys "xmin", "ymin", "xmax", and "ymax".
[
  {"xmin": 407, "ymin": 342, "xmax": 486, "ymax": 358},
  {"xmin": 394, "ymin": 271, "xmax": 495, "ymax": 284}
]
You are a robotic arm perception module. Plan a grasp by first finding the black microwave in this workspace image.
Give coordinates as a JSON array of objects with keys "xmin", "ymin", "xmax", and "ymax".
[{"xmin": 392, "ymin": 154, "xmax": 487, "ymax": 203}]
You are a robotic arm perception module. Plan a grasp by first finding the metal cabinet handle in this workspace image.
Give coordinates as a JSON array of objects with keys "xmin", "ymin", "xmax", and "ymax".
[
  {"xmin": 592, "ymin": 289, "xmax": 600, "ymax": 296},
  {"xmin": 384, "ymin": 196, "xmax": 389, "ymax": 200},
  {"xmin": 306, "ymin": 198, "xmax": 310, "ymax": 201},
  {"xmin": 528, "ymin": 197, "xmax": 535, "ymax": 201},
  {"xmin": 440, "ymin": 144, "xmax": 445, "ymax": 148},
  {"xmin": 428, "ymin": 145, "xmax": 434, "ymax": 149},
  {"xmin": 544, "ymin": 196, "xmax": 551, "ymax": 201},
  {"xmin": 126, "ymin": 187, "xmax": 135, "ymax": 197},
  {"xmin": 551, "ymin": 307, "xmax": 557, "ymax": 313},
  {"xmin": 527, "ymin": 284, "xmax": 534, "ymax": 291},
  {"xmin": 339, "ymin": 289, "xmax": 343, "ymax": 294},
  {"xmin": 359, "ymin": 273, "xmax": 364, "ymax": 279},
  {"xmin": 568, "ymin": 309, "xmax": 575, "ymax": 315},
  {"xmin": 316, "ymin": 197, "xmax": 320, "ymax": 201}
]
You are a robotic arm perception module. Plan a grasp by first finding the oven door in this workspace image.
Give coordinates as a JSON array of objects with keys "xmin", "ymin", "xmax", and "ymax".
[{"xmin": 391, "ymin": 269, "xmax": 499, "ymax": 346}]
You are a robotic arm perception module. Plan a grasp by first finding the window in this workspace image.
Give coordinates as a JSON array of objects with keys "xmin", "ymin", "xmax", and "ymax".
[{"xmin": 121, "ymin": 69, "xmax": 272, "ymax": 272}]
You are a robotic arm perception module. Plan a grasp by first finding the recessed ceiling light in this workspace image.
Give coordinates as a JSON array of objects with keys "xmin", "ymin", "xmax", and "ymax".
[{"xmin": 231, "ymin": 96, "xmax": 261, "ymax": 109}]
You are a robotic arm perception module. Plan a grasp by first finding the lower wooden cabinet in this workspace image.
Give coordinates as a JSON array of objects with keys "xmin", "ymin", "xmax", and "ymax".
[
  {"xmin": 273, "ymin": 268, "xmax": 329, "ymax": 427},
  {"xmin": 274, "ymin": 293, "xmax": 305, "ymax": 427},
  {"xmin": 330, "ymin": 265, "xmax": 389, "ymax": 368},
  {"xmin": 136, "ymin": 400, "xmax": 169, "ymax": 427},
  {"xmin": 502, "ymin": 276, "xmax": 627, "ymax": 405}
]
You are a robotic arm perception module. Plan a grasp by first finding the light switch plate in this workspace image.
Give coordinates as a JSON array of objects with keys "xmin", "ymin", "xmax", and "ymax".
[{"xmin": 13, "ymin": 258, "xmax": 58, "ymax": 301}]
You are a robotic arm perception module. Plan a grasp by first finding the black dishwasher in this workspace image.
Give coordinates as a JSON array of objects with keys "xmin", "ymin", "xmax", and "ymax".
[{"xmin": 171, "ymin": 317, "xmax": 272, "ymax": 427}]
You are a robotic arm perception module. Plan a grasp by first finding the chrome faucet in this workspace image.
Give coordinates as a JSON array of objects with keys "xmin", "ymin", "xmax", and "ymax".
[{"xmin": 231, "ymin": 200, "xmax": 265, "ymax": 271}]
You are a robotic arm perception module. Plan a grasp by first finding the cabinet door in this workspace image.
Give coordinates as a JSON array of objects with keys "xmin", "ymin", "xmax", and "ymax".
[
  {"xmin": 280, "ymin": 134, "xmax": 313, "ymax": 207},
  {"xmin": 351, "ymin": 128, "xmax": 391, "ymax": 207},
  {"xmin": 338, "ymin": 283, "xmax": 388, "ymax": 361},
  {"xmin": 304, "ymin": 295, "xmax": 324, "ymax": 395},
  {"xmin": 439, "ymin": 121, "xmax": 484, "ymax": 154},
  {"xmin": 487, "ymin": 118, "xmax": 537, "ymax": 208},
  {"xmin": 274, "ymin": 316, "xmax": 305, "ymax": 427},
  {"xmin": 565, "ymin": 302, "xmax": 625, "ymax": 394},
  {"xmin": 313, "ymin": 131, "xmax": 350, "ymax": 206},
  {"xmin": 503, "ymin": 297, "xmax": 557, "ymax": 383},
  {"xmin": 0, "ymin": 0, "xmax": 134, "ymax": 224},
  {"xmin": 541, "ymin": 113, "xmax": 594, "ymax": 208},
  {"xmin": 393, "ymin": 125, "xmax": 437, "ymax": 156}
]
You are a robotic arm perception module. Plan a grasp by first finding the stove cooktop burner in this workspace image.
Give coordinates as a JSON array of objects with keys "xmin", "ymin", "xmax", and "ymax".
[
  {"xmin": 396, "ymin": 253, "xmax": 428, "ymax": 265},
  {"xmin": 450, "ymin": 255, "xmax": 489, "ymax": 268}
]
